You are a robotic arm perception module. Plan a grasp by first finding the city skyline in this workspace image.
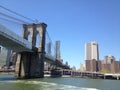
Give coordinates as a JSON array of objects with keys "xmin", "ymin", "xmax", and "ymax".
[{"xmin": 0, "ymin": 0, "xmax": 120, "ymax": 69}]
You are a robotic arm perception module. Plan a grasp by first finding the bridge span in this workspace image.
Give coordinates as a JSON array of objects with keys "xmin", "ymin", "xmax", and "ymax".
[{"xmin": 0, "ymin": 23, "xmax": 70, "ymax": 78}]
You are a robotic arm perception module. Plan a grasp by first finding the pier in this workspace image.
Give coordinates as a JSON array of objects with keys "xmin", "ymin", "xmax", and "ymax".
[{"xmin": 62, "ymin": 69, "xmax": 120, "ymax": 80}]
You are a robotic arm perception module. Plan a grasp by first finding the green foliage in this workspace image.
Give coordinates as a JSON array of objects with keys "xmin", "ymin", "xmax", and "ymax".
[{"xmin": 100, "ymin": 69, "xmax": 110, "ymax": 74}]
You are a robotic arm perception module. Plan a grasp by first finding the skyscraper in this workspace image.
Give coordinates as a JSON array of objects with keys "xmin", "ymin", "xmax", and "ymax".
[
  {"xmin": 54, "ymin": 41, "xmax": 61, "ymax": 60},
  {"xmin": 85, "ymin": 41, "xmax": 99, "ymax": 60},
  {"xmin": 6, "ymin": 49, "xmax": 12, "ymax": 66},
  {"xmin": 85, "ymin": 41, "xmax": 100, "ymax": 72},
  {"xmin": 46, "ymin": 42, "xmax": 51, "ymax": 55},
  {"xmin": 0, "ymin": 47, "xmax": 11, "ymax": 66}
]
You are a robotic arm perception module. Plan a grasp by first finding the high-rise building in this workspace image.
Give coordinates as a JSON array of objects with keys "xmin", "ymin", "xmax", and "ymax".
[
  {"xmin": 85, "ymin": 41, "xmax": 99, "ymax": 60},
  {"xmin": 6, "ymin": 49, "xmax": 12, "ymax": 66},
  {"xmin": 85, "ymin": 41, "xmax": 99, "ymax": 72},
  {"xmin": 0, "ymin": 47, "xmax": 11, "ymax": 66},
  {"xmin": 46, "ymin": 42, "xmax": 51, "ymax": 55},
  {"xmin": 54, "ymin": 41, "xmax": 61, "ymax": 60}
]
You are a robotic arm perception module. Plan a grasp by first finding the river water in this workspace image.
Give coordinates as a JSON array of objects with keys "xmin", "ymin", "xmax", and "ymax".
[{"xmin": 0, "ymin": 74, "xmax": 120, "ymax": 90}]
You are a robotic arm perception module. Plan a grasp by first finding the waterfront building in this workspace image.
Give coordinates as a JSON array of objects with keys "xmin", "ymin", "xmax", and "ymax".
[
  {"xmin": 100, "ymin": 55, "xmax": 120, "ymax": 73},
  {"xmin": 101, "ymin": 63, "xmax": 111, "ymax": 73},
  {"xmin": 85, "ymin": 41, "xmax": 99, "ymax": 60},
  {"xmin": 103, "ymin": 54, "xmax": 115, "ymax": 64},
  {"xmin": 111, "ymin": 61, "xmax": 120, "ymax": 73},
  {"xmin": 85, "ymin": 41, "xmax": 99, "ymax": 72},
  {"xmin": 86, "ymin": 59, "xmax": 98, "ymax": 72}
]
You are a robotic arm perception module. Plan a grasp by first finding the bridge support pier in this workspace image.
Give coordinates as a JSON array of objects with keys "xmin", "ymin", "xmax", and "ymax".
[
  {"xmin": 15, "ymin": 52, "xmax": 44, "ymax": 78},
  {"xmin": 14, "ymin": 23, "xmax": 47, "ymax": 79}
]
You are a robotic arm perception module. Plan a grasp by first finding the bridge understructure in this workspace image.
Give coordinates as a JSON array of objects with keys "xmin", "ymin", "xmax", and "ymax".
[{"xmin": 15, "ymin": 23, "xmax": 46, "ymax": 78}]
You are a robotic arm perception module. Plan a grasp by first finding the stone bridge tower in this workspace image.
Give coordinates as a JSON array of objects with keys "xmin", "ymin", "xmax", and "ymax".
[{"xmin": 15, "ymin": 23, "xmax": 47, "ymax": 78}]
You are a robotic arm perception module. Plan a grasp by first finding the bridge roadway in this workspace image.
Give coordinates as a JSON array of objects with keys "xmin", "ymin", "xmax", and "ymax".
[
  {"xmin": 0, "ymin": 24, "xmax": 69, "ymax": 69},
  {"xmin": 0, "ymin": 24, "xmax": 32, "ymax": 52}
]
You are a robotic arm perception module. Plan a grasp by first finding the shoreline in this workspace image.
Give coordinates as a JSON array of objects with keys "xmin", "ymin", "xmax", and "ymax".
[{"xmin": 0, "ymin": 73, "xmax": 119, "ymax": 80}]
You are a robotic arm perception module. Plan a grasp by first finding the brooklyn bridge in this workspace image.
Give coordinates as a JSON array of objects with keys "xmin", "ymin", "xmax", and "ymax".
[{"xmin": 0, "ymin": 23, "xmax": 70, "ymax": 78}]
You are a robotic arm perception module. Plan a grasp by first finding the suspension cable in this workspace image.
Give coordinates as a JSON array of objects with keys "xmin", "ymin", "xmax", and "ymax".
[
  {"xmin": 0, "ymin": 17, "xmax": 23, "ymax": 25},
  {"xmin": 0, "ymin": 5, "xmax": 35, "ymax": 22},
  {"xmin": 46, "ymin": 30, "xmax": 54, "ymax": 46},
  {"xmin": 0, "ymin": 12, "xmax": 28, "ymax": 23}
]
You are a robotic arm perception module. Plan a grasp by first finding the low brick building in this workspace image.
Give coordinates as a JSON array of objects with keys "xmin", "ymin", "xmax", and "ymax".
[
  {"xmin": 101, "ymin": 64, "xmax": 111, "ymax": 72},
  {"xmin": 86, "ymin": 59, "xmax": 101, "ymax": 72},
  {"xmin": 85, "ymin": 60, "xmax": 91, "ymax": 71},
  {"xmin": 111, "ymin": 61, "xmax": 120, "ymax": 73},
  {"xmin": 86, "ymin": 59, "xmax": 120, "ymax": 73}
]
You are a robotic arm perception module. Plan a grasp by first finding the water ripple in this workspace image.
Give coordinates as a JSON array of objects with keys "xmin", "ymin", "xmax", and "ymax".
[{"xmin": 0, "ymin": 80, "xmax": 99, "ymax": 90}]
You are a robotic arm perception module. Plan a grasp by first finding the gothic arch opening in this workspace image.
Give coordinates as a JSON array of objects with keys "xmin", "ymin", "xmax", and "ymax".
[
  {"xmin": 36, "ymin": 33, "xmax": 40, "ymax": 47},
  {"xmin": 27, "ymin": 32, "xmax": 32, "ymax": 43}
]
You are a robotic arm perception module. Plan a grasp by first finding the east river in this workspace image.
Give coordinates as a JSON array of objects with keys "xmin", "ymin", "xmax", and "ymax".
[{"xmin": 0, "ymin": 74, "xmax": 120, "ymax": 90}]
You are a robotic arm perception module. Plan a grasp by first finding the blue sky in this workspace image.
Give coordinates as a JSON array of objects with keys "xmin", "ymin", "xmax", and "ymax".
[{"xmin": 0, "ymin": 0, "xmax": 120, "ymax": 69}]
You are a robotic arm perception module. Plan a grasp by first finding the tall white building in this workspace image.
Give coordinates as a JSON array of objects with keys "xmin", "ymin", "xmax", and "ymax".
[{"xmin": 85, "ymin": 41, "xmax": 99, "ymax": 60}]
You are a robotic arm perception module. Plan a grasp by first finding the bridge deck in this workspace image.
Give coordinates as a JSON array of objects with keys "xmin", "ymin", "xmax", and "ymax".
[
  {"xmin": 0, "ymin": 24, "xmax": 69, "ymax": 69},
  {"xmin": 0, "ymin": 24, "xmax": 32, "ymax": 52}
]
